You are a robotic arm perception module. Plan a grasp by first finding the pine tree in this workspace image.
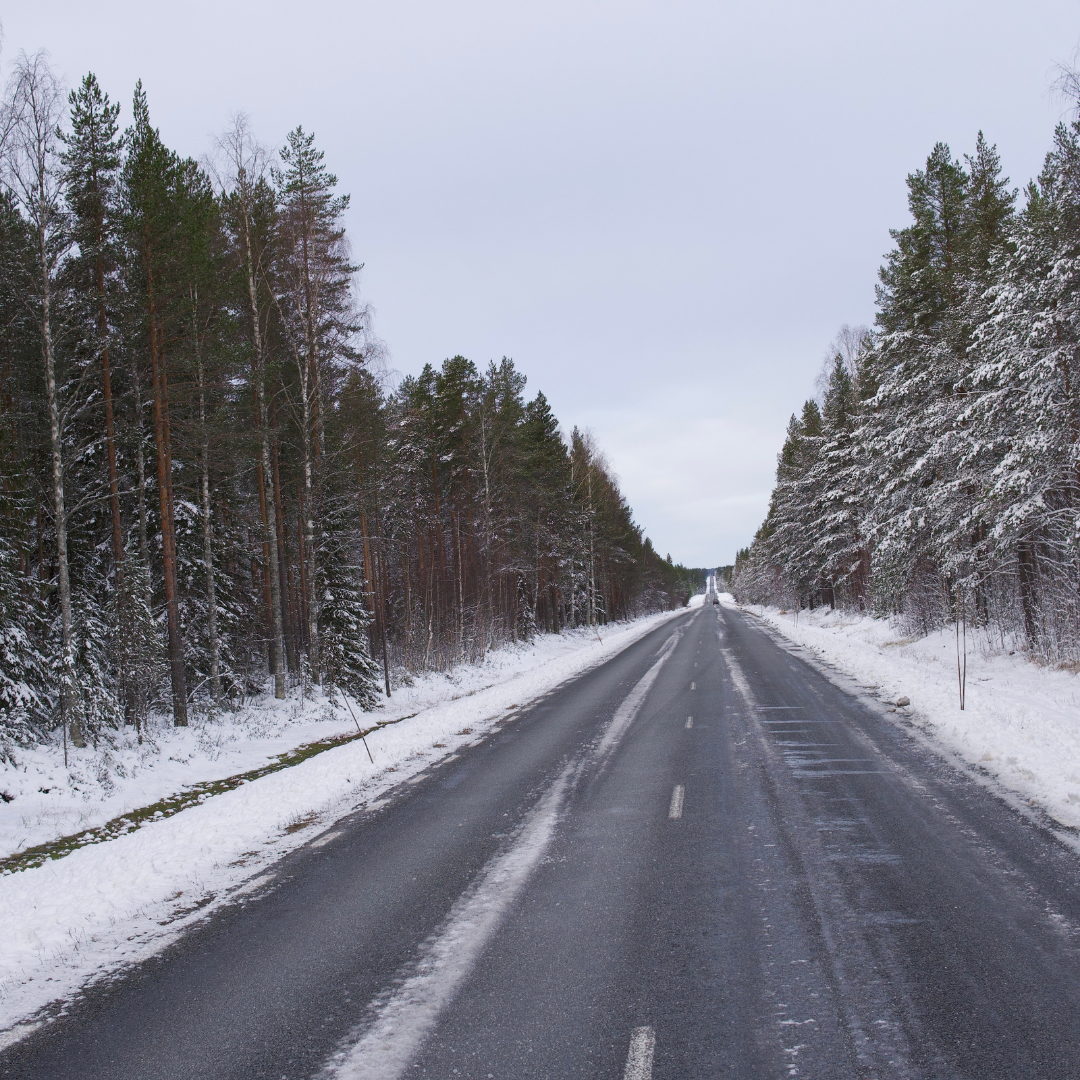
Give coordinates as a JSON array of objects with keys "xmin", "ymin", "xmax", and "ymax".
[
  {"xmin": 520, "ymin": 390, "xmax": 572, "ymax": 633},
  {"xmin": 0, "ymin": 66, "xmax": 702, "ymax": 748},
  {"xmin": 274, "ymin": 126, "xmax": 359, "ymax": 684},
  {"xmin": 60, "ymin": 74, "xmax": 124, "ymax": 583},
  {"xmin": 767, "ymin": 400, "xmax": 823, "ymax": 607},
  {"xmin": 122, "ymin": 82, "xmax": 188, "ymax": 725},
  {"xmin": 811, "ymin": 354, "xmax": 863, "ymax": 606},
  {"xmin": 866, "ymin": 143, "xmax": 971, "ymax": 618}
]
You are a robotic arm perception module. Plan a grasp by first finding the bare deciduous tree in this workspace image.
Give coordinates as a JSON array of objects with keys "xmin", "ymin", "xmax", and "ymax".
[
  {"xmin": 814, "ymin": 323, "xmax": 870, "ymax": 406},
  {"xmin": 210, "ymin": 116, "xmax": 287, "ymax": 698},
  {"xmin": 1051, "ymin": 48, "xmax": 1080, "ymax": 117},
  {"xmin": 1, "ymin": 52, "xmax": 81, "ymax": 746}
]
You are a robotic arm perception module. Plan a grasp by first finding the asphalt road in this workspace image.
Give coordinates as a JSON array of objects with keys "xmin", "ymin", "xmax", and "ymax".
[{"xmin": 4, "ymin": 604, "xmax": 1080, "ymax": 1079}]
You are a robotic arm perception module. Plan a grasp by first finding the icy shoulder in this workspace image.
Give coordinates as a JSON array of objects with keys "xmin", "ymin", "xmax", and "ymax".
[
  {"xmin": 0, "ymin": 608, "xmax": 685, "ymax": 1041},
  {"xmin": 738, "ymin": 600, "xmax": 1080, "ymax": 832}
]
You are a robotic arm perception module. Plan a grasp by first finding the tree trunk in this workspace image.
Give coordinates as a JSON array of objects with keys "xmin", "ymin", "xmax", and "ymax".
[
  {"xmin": 242, "ymin": 211, "xmax": 286, "ymax": 698},
  {"xmin": 453, "ymin": 510, "xmax": 465, "ymax": 661},
  {"xmin": 587, "ymin": 466, "xmax": 596, "ymax": 628},
  {"xmin": 147, "ymin": 284, "xmax": 188, "ymax": 726},
  {"xmin": 296, "ymin": 339, "xmax": 320, "ymax": 682},
  {"xmin": 298, "ymin": 181, "xmax": 327, "ymax": 460},
  {"xmin": 256, "ymin": 458, "xmax": 282, "ymax": 694},
  {"xmin": 369, "ymin": 509, "xmax": 392, "ymax": 697},
  {"xmin": 478, "ymin": 411, "xmax": 496, "ymax": 657},
  {"xmin": 95, "ymin": 252, "xmax": 124, "ymax": 578},
  {"xmin": 403, "ymin": 549, "xmax": 412, "ymax": 668},
  {"xmin": 40, "ymin": 248, "xmax": 82, "ymax": 747},
  {"xmin": 296, "ymin": 490, "xmax": 312, "ymax": 657},
  {"xmin": 361, "ymin": 511, "xmax": 377, "ymax": 649},
  {"xmin": 569, "ymin": 551, "xmax": 576, "ymax": 628},
  {"xmin": 1017, "ymin": 538, "xmax": 1040, "ymax": 648},
  {"xmin": 194, "ymin": 306, "xmax": 221, "ymax": 702},
  {"xmin": 131, "ymin": 357, "xmax": 151, "ymax": 570},
  {"xmin": 97, "ymin": 255, "xmax": 135, "ymax": 724},
  {"xmin": 272, "ymin": 441, "xmax": 298, "ymax": 674}
]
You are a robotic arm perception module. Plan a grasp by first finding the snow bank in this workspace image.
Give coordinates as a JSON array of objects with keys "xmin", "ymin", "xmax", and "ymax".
[
  {"xmin": 736, "ymin": 600, "xmax": 1080, "ymax": 832},
  {"xmin": 0, "ymin": 608, "xmax": 687, "ymax": 1041},
  {"xmin": 0, "ymin": 614, "xmax": 682, "ymax": 861}
]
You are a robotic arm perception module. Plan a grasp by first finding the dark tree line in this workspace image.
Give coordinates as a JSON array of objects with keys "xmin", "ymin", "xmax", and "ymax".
[
  {"xmin": 735, "ymin": 119, "xmax": 1080, "ymax": 664},
  {"xmin": 0, "ymin": 54, "xmax": 696, "ymax": 752}
]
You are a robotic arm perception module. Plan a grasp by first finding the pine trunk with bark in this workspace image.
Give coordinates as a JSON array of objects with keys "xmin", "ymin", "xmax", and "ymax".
[
  {"xmin": 146, "ymin": 275, "xmax": 188, "ymax": 726},
  {"xmin": 194, "ymin": 303, "xmax": 221, "ymax": 702}
]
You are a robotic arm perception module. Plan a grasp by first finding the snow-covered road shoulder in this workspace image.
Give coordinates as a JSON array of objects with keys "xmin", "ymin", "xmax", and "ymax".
[
  {"xmin": 0, "ymin": 608, "xmax": 687, "ymax": 1044},
  {"xmin": 735, "ymin": 600, "xmax": 1080, "ymax": 835}
]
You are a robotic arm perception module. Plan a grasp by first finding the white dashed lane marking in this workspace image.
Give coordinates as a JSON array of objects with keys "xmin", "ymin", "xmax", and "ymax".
[
  {"xmin": 685, "ymin": 716, "xmax": 693, "ymax": 729},
  {"xmin": 623, "ymin": 1026, "xmax": 656, "ymax": 1080},
  {"xmin": 668, "ymin": 785, "xmax": 685, "ymax": 820}
]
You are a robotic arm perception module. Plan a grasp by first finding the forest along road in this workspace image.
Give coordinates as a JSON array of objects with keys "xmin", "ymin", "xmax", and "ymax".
[{"xmin": 4, "ymin": 606, "xmax": 1080, "ymax": 1080}]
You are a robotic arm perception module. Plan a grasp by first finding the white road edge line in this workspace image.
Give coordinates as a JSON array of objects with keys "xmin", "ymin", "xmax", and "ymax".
[
  {"xmin": 320, "ymin": 628, "xmax": 679, "ymax": 1080},
  {"xmin": 755, "ymin": 619, "xmax": 1080, "ymax": 858},
  {"xmin": 623, "ymin": 1025, "xmax": 656, "ymax": 1080},
  {"xmin": 668, "ymin": 785, "xmax": 685, "ymax": 819},
  {"xmin": 594, "ymin": 633, "xmax": 678, "ymax": 763},
  {"xmin": 320, "ymin": 762, "xmax": 577, "ymax": 1080}
]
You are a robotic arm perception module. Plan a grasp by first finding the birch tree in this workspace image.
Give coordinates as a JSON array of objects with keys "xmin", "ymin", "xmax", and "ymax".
[
  {"xmin": 213, "ymin": 116, "xmax": 287, "ymax": 697},
  {"xmin": 2, "ymin": 53, "xmax": 82, "ymax": 746}
]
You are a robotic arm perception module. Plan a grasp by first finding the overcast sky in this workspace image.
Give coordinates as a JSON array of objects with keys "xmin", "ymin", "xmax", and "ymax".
[{"xmin": 4, "ymin": 2, "xmax": 1077, "ymax": 566}]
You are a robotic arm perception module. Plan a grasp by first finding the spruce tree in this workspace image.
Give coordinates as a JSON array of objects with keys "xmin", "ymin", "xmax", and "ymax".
[
  {"xmin": 967, "ymin": 120, "xmax": 1080, "ymax": 655},
  {"xmin": 60, "ymin": 74, "xmax": 125, "ymax": 581}
]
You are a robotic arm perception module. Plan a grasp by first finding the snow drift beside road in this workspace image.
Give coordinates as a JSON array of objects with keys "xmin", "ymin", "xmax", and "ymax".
[
  {"xmin": 0, "ymin": 608, "xmax": 687, "ymax": 1043},
  {"xmin": 738, "ymin": 600, "xmax": 1080, "ymax": 833}
]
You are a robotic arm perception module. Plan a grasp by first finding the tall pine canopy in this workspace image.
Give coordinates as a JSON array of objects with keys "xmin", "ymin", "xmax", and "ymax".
[
  {"xmin": 0, "ymin": 58, "xmax": 697, "ymax": 754},
  {"xmin": 734, "ymin": 124, "xmax": 1080, "ymax": 664}
]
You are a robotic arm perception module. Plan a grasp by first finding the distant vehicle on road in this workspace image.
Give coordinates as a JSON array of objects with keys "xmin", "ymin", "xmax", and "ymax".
[{"xmin": 705, "ymin": 570, "xmax": 720, "ymax": 604}]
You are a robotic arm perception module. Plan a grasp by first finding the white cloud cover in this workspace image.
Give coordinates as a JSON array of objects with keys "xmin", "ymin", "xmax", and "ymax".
[{"xmin": 3, "ymin": 0, "xmax": 1077, "ymax": 563}]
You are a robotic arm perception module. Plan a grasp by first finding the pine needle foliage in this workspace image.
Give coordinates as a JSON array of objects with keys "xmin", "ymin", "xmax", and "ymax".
[{"xmin": 0, "ymin": 60, "xmax": 696, "ymax": 748}]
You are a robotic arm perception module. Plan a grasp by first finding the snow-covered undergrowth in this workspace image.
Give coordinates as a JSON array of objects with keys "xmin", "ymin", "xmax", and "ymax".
[
  {"xmin": 739, "ymin": 598, "xmax": 1080, "ymax": 832},
  {"xmin": 0, "ymin": 609, "xmax": 686, "ymax": 1041}
]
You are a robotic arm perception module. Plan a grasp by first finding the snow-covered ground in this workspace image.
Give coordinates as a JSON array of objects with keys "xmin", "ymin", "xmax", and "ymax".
[
  {"xmin": 0, "ymin": 608, "xmax": 688, "ymax": 1043},
  {"xmin": 734, "ymin": 597, "xmax": 1080, "ymax": 834}
]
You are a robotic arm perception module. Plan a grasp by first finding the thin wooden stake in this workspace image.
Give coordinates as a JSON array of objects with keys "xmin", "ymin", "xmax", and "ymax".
[
  {"xmin": 340, "ymin": 693, "xmax": 374, "ymax": 764},
  {"xmin": 956, "ymin": 590, "xmax": 967, "ymax": 711}
]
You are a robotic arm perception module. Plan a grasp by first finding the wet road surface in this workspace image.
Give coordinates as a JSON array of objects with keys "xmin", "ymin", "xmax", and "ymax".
[{"xmin": 4, "ymin": 604, "xmax": 1080, "ymax": 1079}]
